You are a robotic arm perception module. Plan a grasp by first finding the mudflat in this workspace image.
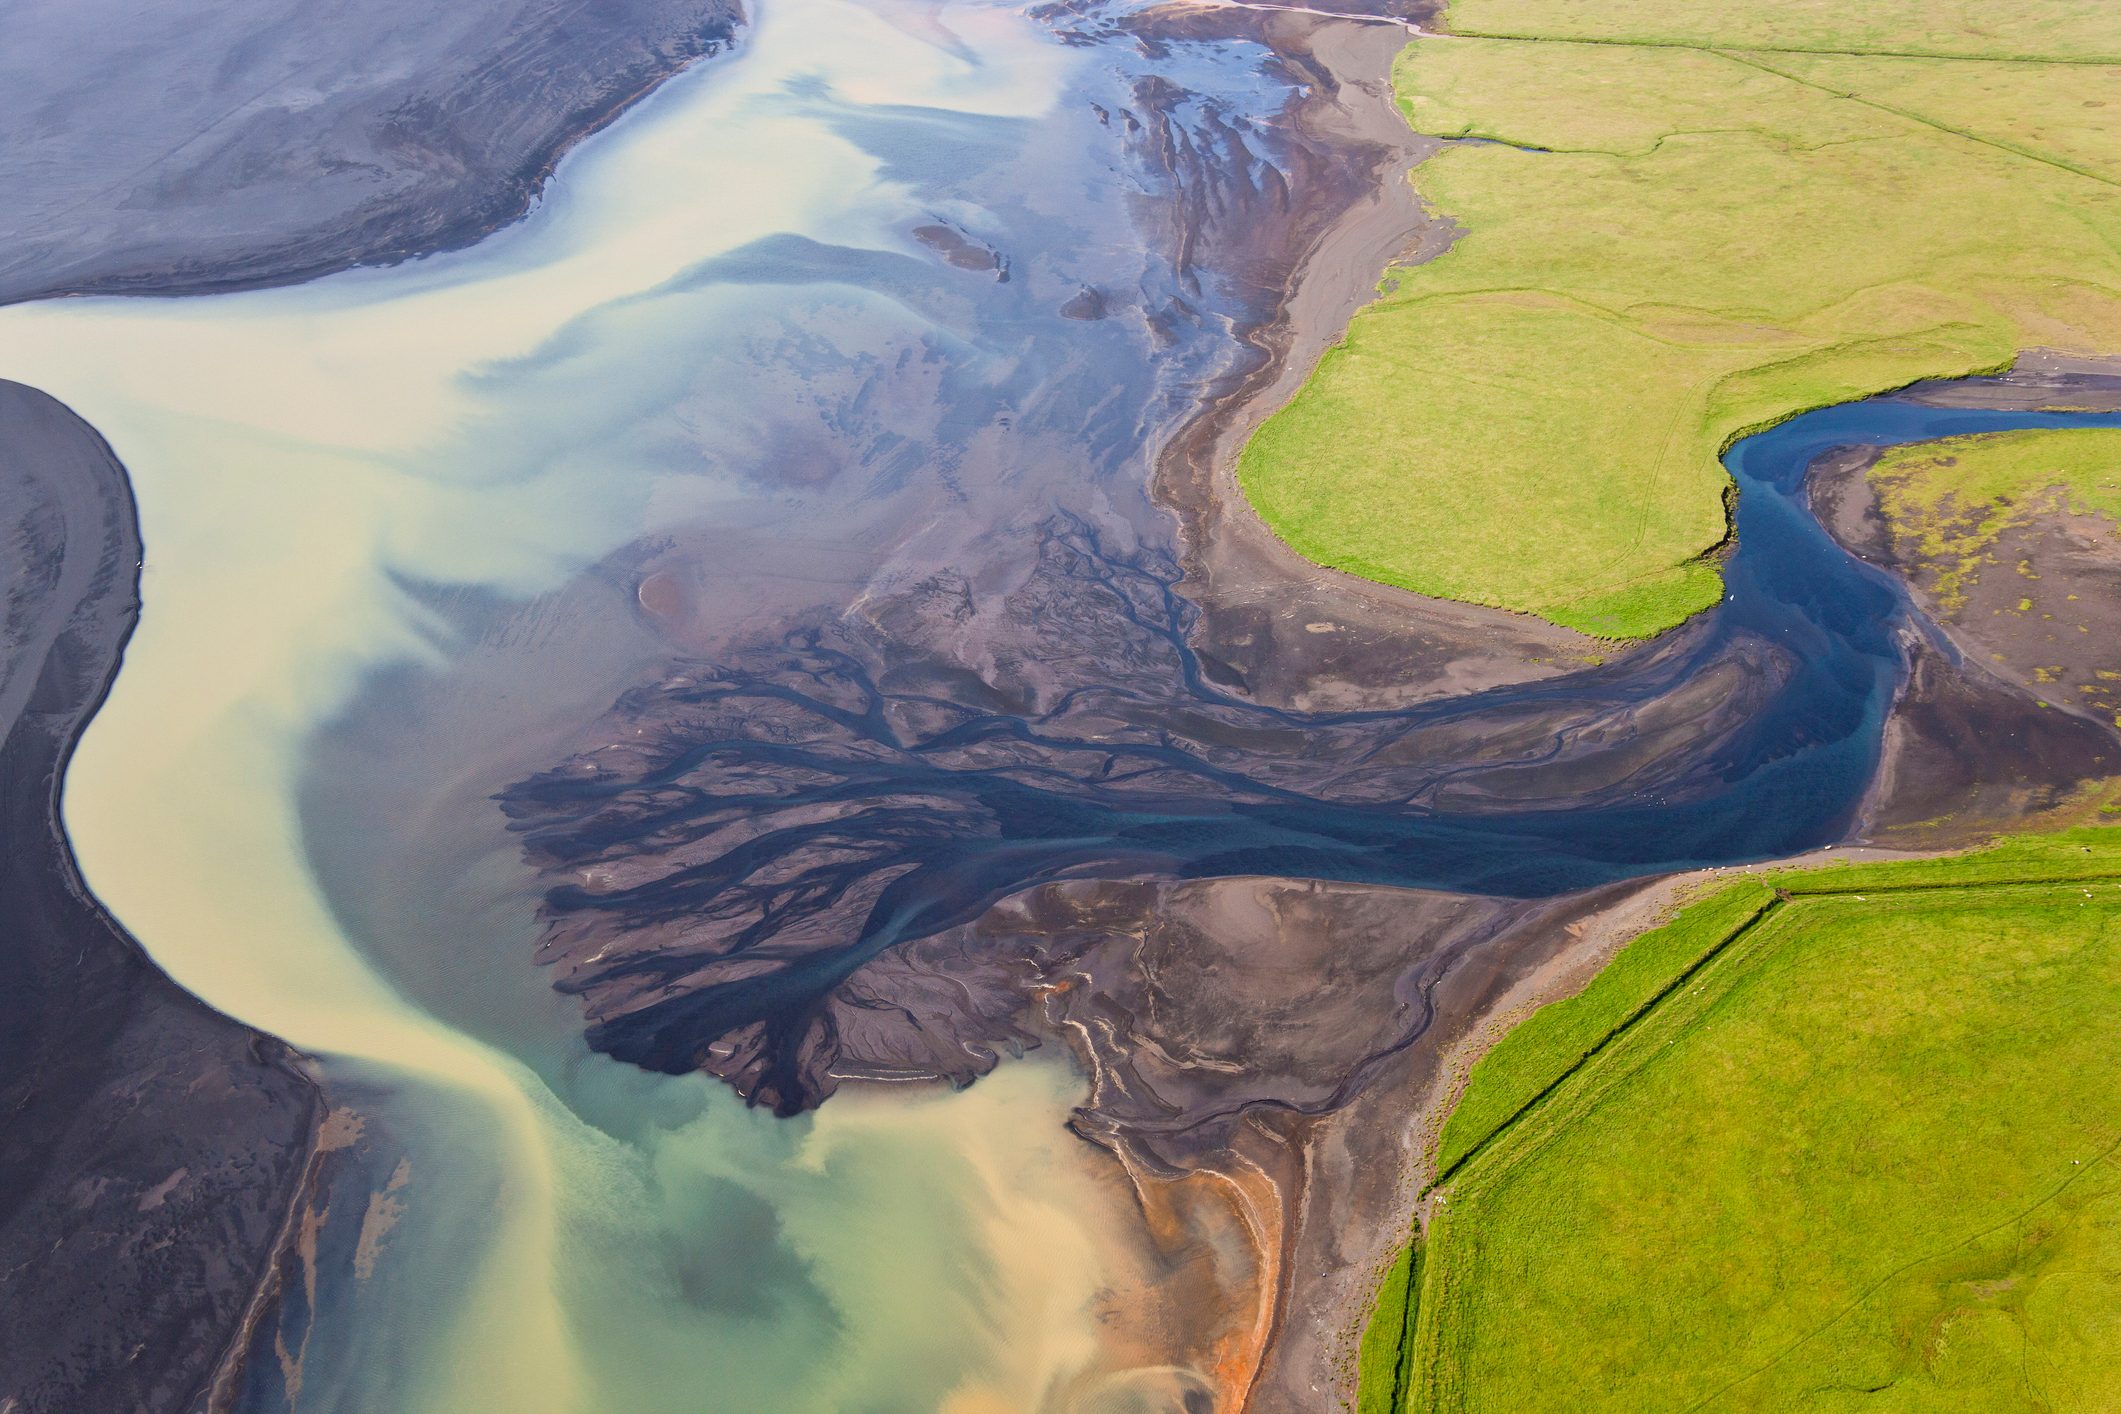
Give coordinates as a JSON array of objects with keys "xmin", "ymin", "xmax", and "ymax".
[{"xmin": 1826, "ymin": 425, "xmax": 2121, "ymax": 730}]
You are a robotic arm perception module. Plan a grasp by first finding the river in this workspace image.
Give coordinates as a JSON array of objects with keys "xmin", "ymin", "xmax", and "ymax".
[{"xmin": 1, "ymin": 0, "xmax": 2117, "ymax": 1408}]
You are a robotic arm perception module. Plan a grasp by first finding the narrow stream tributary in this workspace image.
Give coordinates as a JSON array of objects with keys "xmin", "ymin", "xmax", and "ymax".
[{"xmin": 1, "ymin": 0, "xmax": 2114, "ymax": 1407}]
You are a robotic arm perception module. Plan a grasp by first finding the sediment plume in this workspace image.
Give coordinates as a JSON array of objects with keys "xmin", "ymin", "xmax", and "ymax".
[{"xmin": 0, "ymin": 382, "xmax": 322, "ymax": 1409}]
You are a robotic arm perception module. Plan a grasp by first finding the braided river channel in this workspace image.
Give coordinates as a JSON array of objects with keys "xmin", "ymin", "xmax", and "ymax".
[{"xmin": 2, "ymin": 0, "xmax": 2117, "ymax": 1408}]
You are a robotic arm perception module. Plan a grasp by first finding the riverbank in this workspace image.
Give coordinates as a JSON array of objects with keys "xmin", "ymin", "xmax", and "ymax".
[
  {"xmin": 1398, "ymin": 825, "xmax": 2121, "ymax": 1411},
  {"xmin": 1320, "ymin": 381, "xmax": 2121, "ymax": 1411},
  {"xmin": 1819, "ymin": 371, "xmax": 2121, "ymax": 724},
  {"xmin": 0, "ymin": 0, "xmax": 742, "ymax": 304},
  {"xmin": 0, "ymin": 382, "xmax": 323, "ymax": 1409},
  {"xmin": 1814, "ymin": 362, "xmax": 2121, "ymax": 839},
  {"xmin": 19, "ymin": 2, "xmax": 2120, "ymax": 1408},
  {"xmin": 1150, "ymin": 5, "xmax": 1597, "ymax": 714},
  {"xmin": 0, "ymin": 10, "xmax": 758, "ymax": 1400},
  {"xmin": 1351, "ymin": 365, "xmax": 2121, "ymax": 1409},
  {"xmin": 5, "ymin": 4, "xmax": 1323, "ymax": 1406},
  {"xmin": 1233, "ymin": 0, "xmax": 2121, "ymax": 637}
]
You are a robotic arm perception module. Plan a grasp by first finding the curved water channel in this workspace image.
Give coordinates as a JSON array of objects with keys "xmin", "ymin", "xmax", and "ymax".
[{"xmin": 2, "ymin": 0, "xmax": 2118, "ymax": 1407}]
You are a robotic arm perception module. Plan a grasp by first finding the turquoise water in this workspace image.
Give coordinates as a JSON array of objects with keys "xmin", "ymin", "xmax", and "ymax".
[
  {"xmin": 4, "ymin": 0, "xmax": 2113, "ymax": 1404},
  {"xmin": 0, "ymin": 2, "xmax": 1257, "ymax": 1407}
]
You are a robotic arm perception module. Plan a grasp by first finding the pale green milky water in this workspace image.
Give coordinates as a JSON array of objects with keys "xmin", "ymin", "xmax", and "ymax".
[{"xmin": 0, "ymin": 2, "xmax": 1158, "ymax": 1407}]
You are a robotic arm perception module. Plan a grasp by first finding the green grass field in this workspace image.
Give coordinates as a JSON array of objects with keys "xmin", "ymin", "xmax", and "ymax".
[
  {"xmin": 1865, "ymin": 427, "xmax": 2121, "ymax": 610},
  {"xmin": 1357, "ymin": 1239, "xmax": 1422, "ymax": 1414},
  {"xmin": 1441, "ymin": 0, "xmax": 2121, "ymax": 57},
  {"xmin": 1236, "ymin": 3, "xmax": 2121, "ymax": 636},
  {"xmin": 1362, "ymin": 829, "xmax": 2121, "ymax": 1412}
]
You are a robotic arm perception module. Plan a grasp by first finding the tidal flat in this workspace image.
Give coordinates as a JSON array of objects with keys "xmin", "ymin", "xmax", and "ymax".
[
  {"xmin": 0, "ymin": 0, "xmax": 741, "ymax": 303},
  {"xmin": 2, "ymin": 0, "xmax": 2120, "ymax": 1410},
  {"xmin": 8, "ymin": 3, "xmax": 1551, "ymax": 1406},
  {"xmin": 0, "ymin": 381, "xmax": 320, "ymax": 1410}
]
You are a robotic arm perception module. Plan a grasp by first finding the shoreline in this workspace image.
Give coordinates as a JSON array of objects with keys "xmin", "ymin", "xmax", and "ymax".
[
  {"xmin": 0, "ymin": 381, "xmax": 325, "ymax": 1409},
  {"xmin": 1325, "ymin": 364, "xmax": 2121, "ymax": 1407},
  {"xmin": 14, "ymin": 5, "xmax": 2120, "ymax": 1410},
  {"xmin": 1146, "ymin": 7, "xmax": 1599, "ymax": 715},
  {"xmin": 1105, "ymin": 30, "xmax": 1652, "ymax": 1396},
  {"xmin": 0, "ymin": 2, "xmax": 743, "ymax": 307},
  {"xmin": 1156, "ymin": 321, "xmax": 2121, "ymax": 1410}
]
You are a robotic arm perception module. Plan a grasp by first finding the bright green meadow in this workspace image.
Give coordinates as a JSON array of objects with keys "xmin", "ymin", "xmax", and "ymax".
[
  {"xmin": 1362, "ymin": 828, "xmax": 2121, "ymax": 1412},
  {"xmin": 1237, "ymin": 3, "xmax": 2121, "ymax": 635}
]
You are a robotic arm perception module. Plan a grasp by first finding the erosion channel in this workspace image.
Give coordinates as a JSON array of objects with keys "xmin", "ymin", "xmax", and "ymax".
[{"xmin": 2, "ymin": 1, "xmax": 2117, "ymax": 1411}]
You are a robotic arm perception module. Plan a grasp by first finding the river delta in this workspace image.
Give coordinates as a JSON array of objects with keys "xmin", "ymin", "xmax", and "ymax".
[{"xmin": 2, "ymin": 1, "xmax": 2118, "ymax": 1411}]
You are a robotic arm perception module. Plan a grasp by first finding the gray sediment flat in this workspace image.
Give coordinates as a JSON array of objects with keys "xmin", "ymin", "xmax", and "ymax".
[
  {"xmin": 0, "ymin": 0, "xmax": 740, "ymax": 304},
  {"xmin": 0, "ymin": 381, "xmax": 320, "ymax": 1409}
]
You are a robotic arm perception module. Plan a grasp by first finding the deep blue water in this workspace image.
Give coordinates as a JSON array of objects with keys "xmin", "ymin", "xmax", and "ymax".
[
  {"xmin": 510, "ymin": 398, "xmax": 2121, "ymax": 1100},
  {"xmin": 1193, "ymin": 402, "xmax": 2121, "ymax": 891}
]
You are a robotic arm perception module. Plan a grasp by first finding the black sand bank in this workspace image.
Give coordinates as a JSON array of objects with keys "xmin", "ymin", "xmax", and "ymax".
[{"xmin": 0, "ymin": 382, "xmax": 319, "ymax": 1411}]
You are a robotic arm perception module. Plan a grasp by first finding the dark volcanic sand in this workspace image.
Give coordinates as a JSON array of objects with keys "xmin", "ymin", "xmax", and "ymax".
[
  {"xmin": 488, "ymin": 36, "xmax": 2121, "ymax": 1405},
  {"xmin": 479, "ymin": 23, "xmax": 2121, "ymax": 1407},
  {"xmin": 497, "ymin": 13, "xmax": 1769, "ymax": 1120},
  {"xmin": 15, "ymin": 7, "xmax": 2111, "ymax": 1411},
  {"xmin": 499, "ymin": 510, "xmax": 1801, "ymax": 1113},
  {"xmin": 1144, "ymin": 10, "xmax": 1594, "ymax": 712},
  {"xmin": 1810, "ymin": 362, "xmax": 2121, "ymax": 838},
  {"xmin": 0, "ymin": 0, "xmax": 740, "ymax": 304},
  {"xmin": 0, "ymin": 382, "xmax": 321, "ymax": 1411},
  {"xmin": 0, "ymin": 10, "xmax": 758, "ymax": 1404}
]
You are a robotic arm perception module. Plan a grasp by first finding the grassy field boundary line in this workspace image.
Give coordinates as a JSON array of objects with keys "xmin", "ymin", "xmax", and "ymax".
[
  {"xmin": 1436, "ymin": 30, "xmax": 2121, "ymax": 67},
  {"xmin": 1429, "ymin": 861, "xmax": 2121, "ymax": 1195},
  {"xmin": 1693, "ymin": 324, "xmax": 2002, "ymax": 409},
  {"xmin": 1357, "ymin": 1238, "xmax": 1424, "ymax": 1414},
  {"xmin": 1716, "ymin": 48, "xmax": 2121, "ymax": 192},
  {"xmin": 1421, "ymin": 890, "xmax": 1778, "ymax": 1194},
  {"xmin": 1355, "ymin": 286, "xmax": 1683, "ymax": 343},
  {"xmin": 1378, "ymin": 847, "xmax": 2121, "ymax": 1413},
  {"xmin": 1413, "ymin": 123, "xmax": 1804, "ymax": 162},
  {"xmin": 1788, "ymin": 871, "xmax": 2121, "ymax": 896},
  {"xmin": 1367, "ymin": 270, "xmax": 1997, "ymax": 368}
]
